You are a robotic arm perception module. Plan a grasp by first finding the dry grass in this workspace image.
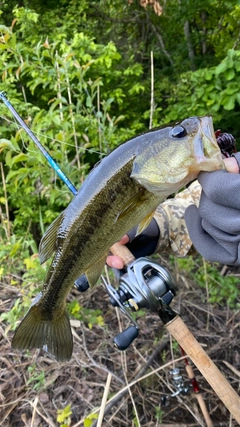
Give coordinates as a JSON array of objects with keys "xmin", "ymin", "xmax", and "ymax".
[{"xmin": 0, "ymin": 254, "xmax": 240, "ymax": 427}]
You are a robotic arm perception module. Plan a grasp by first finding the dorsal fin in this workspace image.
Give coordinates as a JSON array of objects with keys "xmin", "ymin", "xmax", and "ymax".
[{"xmin": 39, "ymin": 213, "xmax": 64, "ymax": 264}]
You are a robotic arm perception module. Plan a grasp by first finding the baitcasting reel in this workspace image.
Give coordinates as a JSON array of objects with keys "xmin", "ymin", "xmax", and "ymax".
[
  {"xmin": 103, "ymin": 257, "xmax": 176, "ymax": 350},
  {"xmin": 75, "ymin": 257, "xmax": 176, "ymax": 350}
]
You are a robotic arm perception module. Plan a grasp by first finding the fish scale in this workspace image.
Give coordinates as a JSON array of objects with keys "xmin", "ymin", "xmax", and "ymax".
[{"xmin": 12, "ymin": 116, "xmax": 224, "ymax": 361}]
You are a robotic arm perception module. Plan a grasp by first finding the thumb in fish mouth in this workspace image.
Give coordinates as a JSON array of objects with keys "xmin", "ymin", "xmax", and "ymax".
[{"xmin": 223, "ymin": 156, "xmax": 239, "ymax": 173}]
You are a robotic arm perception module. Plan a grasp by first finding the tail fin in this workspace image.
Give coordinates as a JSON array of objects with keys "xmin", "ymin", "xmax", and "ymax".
[{"xmin": 12, "ymin": 302, "xmax": 73, "ymax": 362}]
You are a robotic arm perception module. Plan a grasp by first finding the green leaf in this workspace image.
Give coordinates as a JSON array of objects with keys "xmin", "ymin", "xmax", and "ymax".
[
  {"xmin": 221, "ymin": 95, "xmax": 235, "ymax": 110},
  {"xmin": 86, "ymin": 96, "xmax": 92, "ymax": 107},
  {"xmin": 235, "ymin": 93, "xmax": 240, "ymax": 105},
  {"xmin": 0, "ymin": 44, "xmax": 9, "ymax": 50},
  {"xmin": 57, "ymin": 404, "xmax": 72, "ymax": 423},
  {"xmin": 225, "ymin": 68, "xmax": 235, "ymax": 80},
  {"xmin": 6, "ymin": 167, "xmax": 30, "ymax": 181},
  {"xmin": 234, "ymin": 61, "xmax": 240, "ymax": 71},
  {"xmin": 10, "ymin": 153, "xmax": 29, "ymax": 164},
  {"xmin": 129, "ymin": 83, "xmax": 145, "ymax": 95},
  {"xmin": 0, "ymin": 25, "xmax": 12, "ymax": 32},
  {"xmin": 215, "ymin": 61, "xmax": 228, "ymax": 75},
  {"xmin": 0, "ymin": 139, "xmax": 18, "ymax": 151},
  {"xmin": 205, "ymin": 70, "xmax": 212, "ymax": 81},
  {"xmin": 10, "ymin": 241, "xmax": 21, "ymax": 256},
  {"xmin": 84, "ymin": 414, "xmax": 98, "ymax": 427}
]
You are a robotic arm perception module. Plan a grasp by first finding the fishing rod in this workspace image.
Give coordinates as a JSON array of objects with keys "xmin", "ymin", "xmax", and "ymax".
[
  {"xmin": 106, "ymin": 243, "xmax": 240, "ymax": 425},
  {"xmin": 0, "ymin": 91, "xmax": 78, "ymax": 196},
  {"xmin": 2, "ymin": 94, "xmax": 240, "ymax": 423}
]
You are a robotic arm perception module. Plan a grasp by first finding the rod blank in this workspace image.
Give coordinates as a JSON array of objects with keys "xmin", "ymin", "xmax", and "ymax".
[{"xmin": 0, "ymin": 91, "xmax": 78, "ymax": 196}]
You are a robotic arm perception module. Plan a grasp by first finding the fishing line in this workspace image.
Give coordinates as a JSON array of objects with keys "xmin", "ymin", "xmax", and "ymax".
[
  {"xmin": 0, "ymin": 112, "xmax": 34, "ymax": 155},
  {"xmin": 0, "ymin": 114, "xmax": 105, "ymax": 156},
  {"xmin": 9, "ymin": 114, "xmax": 33, "ymax": 155}
]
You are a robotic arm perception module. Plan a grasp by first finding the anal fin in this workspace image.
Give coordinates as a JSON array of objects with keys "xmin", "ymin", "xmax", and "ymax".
[{"xmin": 85, "ymin": 254, "xmax": 108, "ymax": 287}]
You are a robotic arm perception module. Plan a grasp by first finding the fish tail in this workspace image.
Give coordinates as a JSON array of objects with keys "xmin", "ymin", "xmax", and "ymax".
[{"xmin": 12, "ymin": 297, "xmax": 73, "ymax": 362}]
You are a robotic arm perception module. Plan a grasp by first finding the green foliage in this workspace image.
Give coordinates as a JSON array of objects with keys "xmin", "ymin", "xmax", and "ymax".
[
  {"xmin": 27, "ymin": 363, "xmax": 46, "ymax": 391},
  {"xmin": 170, "ymin": 338, "xmax": 179, "ymax": 356},
  {"xmin": 0, "ymin": 5, "xmax": 144, "ymax": 247},
  {"xmin": 67, "ymin": 300, "xmax": 105, "ymax": 330},
  {"xmin": 0, "ymin": 234, "xmax": 48, "ymax": 332},
  {"xmin": 83, "ymin": 412, "xmax": 98, "ymax": 427},
  {"xmin": 133, "ymin": 410, "xmax": 140, "ymax": 427},
  {"xmin": 195, "ymin": 261, "xmax": 240, "ymax": 308},
  {"xmin": 155, "ymin": 406, "xmax": 164, "ymax": 423},
  {"xmin": 0, "ymin": 232, "xmax": 45, "ymax": 288},
  {"xmin": 57, "ymin": 404, "xmax": 72, "ymax": 427},
  {"xmin": 131, "ymin": 309, "xmax": 146, "ymax": 321},
  {"xmin": 175, "ymin": 256, "xmax": 240, "ymax": 308},
  {"xmin": 1, "ymin": 298, "xmax": 23, "ymax": 332},
  {"xmin": 157, "ymin": 48, "xmax": 240, "ymax": 136}
]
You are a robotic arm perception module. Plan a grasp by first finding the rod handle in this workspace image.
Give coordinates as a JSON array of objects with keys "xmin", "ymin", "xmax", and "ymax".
[{"xmin": 110, "ymin": 242, "xmax": 135, "ymax": 265}]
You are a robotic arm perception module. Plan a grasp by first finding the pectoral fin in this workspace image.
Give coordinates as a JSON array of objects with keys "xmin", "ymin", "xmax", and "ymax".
[
  {"xmin": 136, "ymin": 211, "xmax": 155, "ymax": 235},
  {"xmin": 85, "ymin": 253, "xmax": 108, "ymax": 287},
  {"xmin": 39, "ymin": 213, "xmax": 64, "ymax": 264},
  {"xmin": 116, "ymin": 188, "xmax": 145, "ymax": 223}
]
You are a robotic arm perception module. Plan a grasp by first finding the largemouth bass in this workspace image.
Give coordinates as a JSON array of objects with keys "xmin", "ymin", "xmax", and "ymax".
[{"xmin": 12, "ymin": 116, "xmax": 224, "ymax": 361}]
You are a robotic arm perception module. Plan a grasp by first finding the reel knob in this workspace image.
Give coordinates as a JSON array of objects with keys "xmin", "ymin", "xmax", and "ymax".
[
  {"xmin": 114, "ymin": 326, "xmax": 139, "ymax": 351},
  {"xmin": 74, "ymin": 274, "xmax": 89, "ymax": 292}
]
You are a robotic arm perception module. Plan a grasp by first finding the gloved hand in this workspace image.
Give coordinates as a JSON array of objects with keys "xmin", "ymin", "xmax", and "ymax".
[
  {"xmin": 125, "ymin": 219, "xmax": 160, "ymax": 258},
  {"xmin": 184, "ymin": 154, "xmax": 240, "ymax": 265}
]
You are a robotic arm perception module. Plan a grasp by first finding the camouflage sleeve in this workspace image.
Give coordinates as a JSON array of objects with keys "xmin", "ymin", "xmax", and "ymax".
[{"xmin": 153, "ymin": 180, "xmax": 201, "ymax": 256}]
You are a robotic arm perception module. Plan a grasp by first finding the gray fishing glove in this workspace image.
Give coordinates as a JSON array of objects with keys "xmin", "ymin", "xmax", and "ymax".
[{"xmin": 184, "ymin": 153, "xmax": 240, "ymax": 265}]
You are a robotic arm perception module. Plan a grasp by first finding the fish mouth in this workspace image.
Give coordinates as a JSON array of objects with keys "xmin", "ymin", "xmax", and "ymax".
[
  {"xmin": 194, "ymin": 116, "xmax": 217, "ymax": 162},
  {"xmin": 192, "ymin": 116, "xmax": 224, "ymax": 171}
]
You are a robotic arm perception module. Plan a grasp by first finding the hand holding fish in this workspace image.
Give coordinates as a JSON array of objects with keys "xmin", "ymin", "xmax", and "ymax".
[
  {"xmin": 107, "ymin": 155, "xmax": 240, "ymax": 269},
  {"xmin": 185, "ymin": 154, "xmax": 240, "ymax": 264}
]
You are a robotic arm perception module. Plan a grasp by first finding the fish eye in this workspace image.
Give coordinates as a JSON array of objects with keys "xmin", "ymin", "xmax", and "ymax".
[{"xmin": 170, "ymin": 125, "xmax": 187, "ymax": 138}]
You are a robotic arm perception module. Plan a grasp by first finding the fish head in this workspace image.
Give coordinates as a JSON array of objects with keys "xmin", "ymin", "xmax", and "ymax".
[{"xmin": 131, "ymin": 116, "xmax": 224, "ymax": 195}]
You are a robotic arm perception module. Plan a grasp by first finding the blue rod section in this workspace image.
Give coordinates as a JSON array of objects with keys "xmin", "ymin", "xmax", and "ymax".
[{"xmin": 0, "ymin": 91, "xmax": 78, "ymax": 196}]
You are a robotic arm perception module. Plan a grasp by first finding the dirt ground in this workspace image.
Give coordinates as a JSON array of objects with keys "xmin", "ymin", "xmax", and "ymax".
[{"xmin": 0, "ymin": 253, "xmax": 240, "ymax": 427}]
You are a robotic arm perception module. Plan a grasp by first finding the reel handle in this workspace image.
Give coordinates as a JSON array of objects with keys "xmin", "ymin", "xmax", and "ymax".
[
  {"xmin": 114, "ymin": 325, "xmax": 139, "ymax": 351},
  {"xmin": 110, "ymin": 242, "xmax": 135, "ymax": 265}
]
